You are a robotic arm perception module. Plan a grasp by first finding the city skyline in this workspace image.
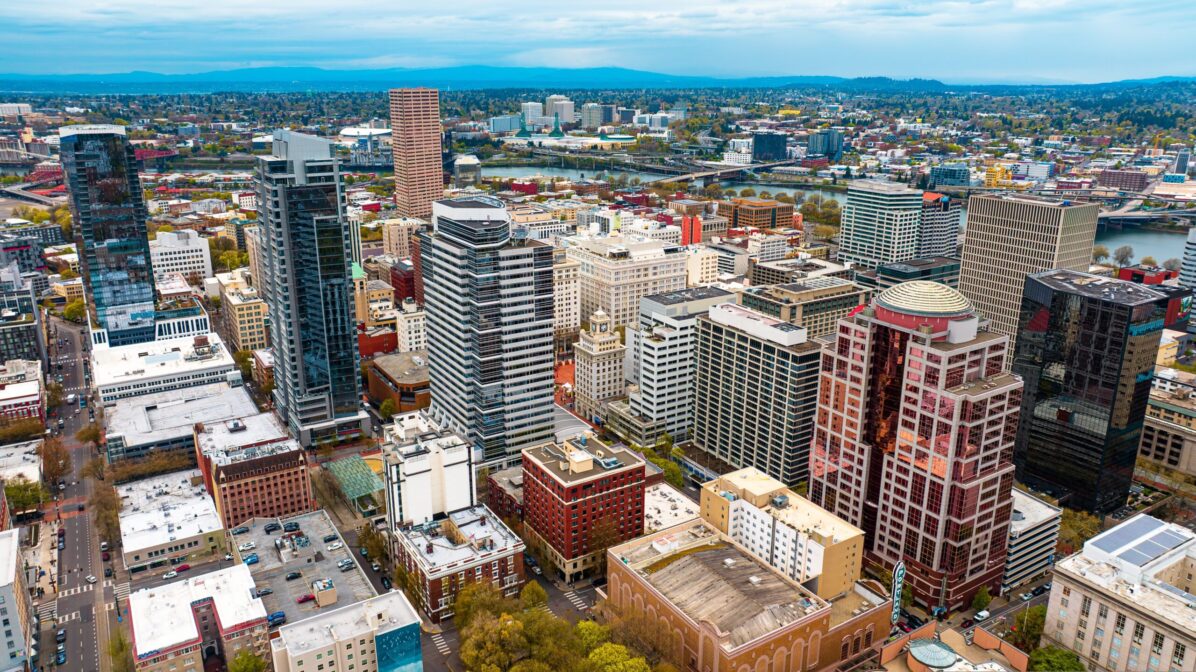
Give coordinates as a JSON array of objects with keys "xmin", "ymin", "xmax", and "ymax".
[{"xmin": 2, "ymin": 0, "xmax": 1195, "ymax": 83}]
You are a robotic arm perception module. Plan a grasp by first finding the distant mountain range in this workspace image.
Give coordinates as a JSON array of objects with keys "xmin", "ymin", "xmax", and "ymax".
[{"xmin": 0, "ymin": 65, "xmax": 1192, "ymax": 94}]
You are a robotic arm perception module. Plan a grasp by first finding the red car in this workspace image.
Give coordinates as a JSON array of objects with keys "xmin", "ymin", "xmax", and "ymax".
[
  {"xmin": 297, "ymin": 594, "xmax": 315, "ymax": 604},
  {"xmin": 176, "ymin": 564, "xmax": 190, "ymax": 572},
  {"xmin": 101, "ymin": 552, "xmax": 110, "ymax": 561}
]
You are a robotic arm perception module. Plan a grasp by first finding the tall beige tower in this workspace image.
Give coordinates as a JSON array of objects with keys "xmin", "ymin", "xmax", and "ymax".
[
  {"xmin": 389, "ymin": 88, "xmax": 443, "ymax": 219},
  {"xmin": 958, "ymin": 193, "xmax": 1098, "ymax": 348},
  {"xmin": 573, "ymin": 310, "xmax": 626, "ymax": 423}
]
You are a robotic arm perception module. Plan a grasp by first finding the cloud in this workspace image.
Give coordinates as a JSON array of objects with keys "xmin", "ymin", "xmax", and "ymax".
[{"xmin": 506, "ymin": 48, "xmax": 618, "ymax": 69}]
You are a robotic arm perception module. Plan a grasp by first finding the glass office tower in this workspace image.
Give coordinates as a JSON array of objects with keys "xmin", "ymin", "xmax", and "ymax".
[{"xmin": 60, "ymin": 125, "xmax": 156, "ymax": 346}]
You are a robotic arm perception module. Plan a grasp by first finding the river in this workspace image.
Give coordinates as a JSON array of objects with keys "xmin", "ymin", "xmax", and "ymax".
[{"xmin": 1094, "ymin": 227, "xmax": 1188, "ymax": 266}]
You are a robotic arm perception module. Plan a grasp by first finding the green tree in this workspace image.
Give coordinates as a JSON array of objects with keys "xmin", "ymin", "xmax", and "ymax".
[
  {"xmin": 460, "ymin": 612, "xmax": 528, "ymax": 672},
  {"xmin": 813, "ymin": 224, "xmax": 840, "ymax": 240},
  {"xmin": 971, "ymin": 585, "xmax": 992, "ymax": 612},
  {"xmin": 1027, "ymin": 646, "xmax": 1085, "ymax": 671},
  {"xmin": 4, "ymin": 476, "xmax": 47, "ymax": 512},
  {"xmin": 46, "ymin": 381, "xmax": 63, "ymax": 408},
  {"xmin": 227, "ymin": 650, "xmax": 268, "ymax": 672},
  {"xmin": 83, "ymin": 456, "xmax": 107, "ymax": 482},
  {"xmin": 1010, "ymin": 605, "xmax": 1047, "ymax": 652},
  {"xmin": 520, "ymin": 580, "xmax": 548, "ymax": 610},
  {"xmin": 738, "ymin": 187, "xmax": 756, "ymax": 197},
  {"xmin": 233, "ymin": 350, "xmax": 253, "ymax": 380},
  {"xmin": 90, "ymin": 484, "xmax": 122, "ymax": 544},
  {"xmin": 1091, "ymin": 244, "xmax": 1109, "ymax": 263},
  {"xmin": 379, "ymin": 398, "xmax": 397, "ymax": 419},
  {"xmin": 39, "ymin": 437, "xmax": 72, "ymax": 488},
  {"xmin": 575, "ymin": 620, "xmax": 611, "ymax": 655},
  {"xmin": 108, "ymin": 627, "xmax": 135, "ymax": 672},
  {"xmin": 455, "ymin": 581, "xmax": 518, "ymax": 631},
  {"xmin": 0, "ymin": 418, "xmax": 46, "ymax": 444},
  {"xmin": 358, "ymin": 523, "xmax": 390, "ymax": 566},
  {"xmin": 1059, "ymin": 508, "xmax": 1101, "ymax": 554},
  {"xmin": 63, "ymin": 298, "xmax": 87, "ymax": 322},
  {"xmin": 1140, "ymin": 255, "xmax": 1158, "ymax": 266},
  {"xmin": 1113, "ymin": 245, "xmax": 1134, "ymax": 267}
]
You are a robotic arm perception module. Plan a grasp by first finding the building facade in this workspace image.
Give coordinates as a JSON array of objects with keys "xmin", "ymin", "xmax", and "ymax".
[
  {"xmin": 738, "ymin": 277, "xmax": 871, "ymax": 338},
  {"xmin": 919, "ymin": 192, "xmax": 962, "ymax": 258},
  {"xmin": 1140, "ymin": 387, "xmax": 1196, "ymax": 479},
  {"xmin": 693, "ymin": 303, "xmax": 822, "ymax": 486},
  {"xmin": 382, "ymin": 217, "xmax": 423, "ymax": 259},
  {"xmin": 553, "ymin": 249, "xmax": 580, "ymax": 357},
  {"xmin": 150, "ymin": 229, "xmax": 213, "ymax": 282},
  {"xmin": 421, "ymin": 197, "xmax": 555, "ymax": 469},
  {"xmin": 567, "ymin": 234, "xmax": 688, "ymax": 330},
  {"xmin": 389, "ymin": 89, "xmax": 443, "ymax": 219},
  {"xmin": 255, "ymin": 130, "xmax": 365, "ymax": 446},
  {"xmin": 1013, "ymin": 270, "xmax": 1167, "ymax": 513},
  {"xmin": 270, "ymin": 591, "xmax": 423, "ymax": 672},
  {"xmin": 808, "ymin": 281, "xmax": 1023, "ymax": 612},
  {"xmin": 573, "ymin": 310, "xmax": 625, "ymax": 423},
  {"xmin": 1002, "ymin": 489, "xmax": 1061, "ymax": 595},
  {"xmin": 0, "ymin": 530, "xmax": 32, "ymax": 671},
  {"xmin": 838, "ymin": 180, "xmax": 924, "ymax": 270},
  {"xmin": 958, "ymin": 194, "xmax": 1098, "ymax": 346},
  {"xmin": 381, "ymin": 410, "xmax": 475, "ymax": 530}
]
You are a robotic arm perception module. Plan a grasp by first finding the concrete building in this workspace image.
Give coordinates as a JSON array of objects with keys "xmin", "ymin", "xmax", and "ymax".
[
  {"xmin": 393, "ymin": 505, "xmax": 524, "ymax": 623},
  {"xmin": 104, "ymin": 382, "xmax": 256, "ymax": 462},
  {"xmin": 573, "ymin": 310, "xmax": 625, "ymax": 424},
  {"xmin": 859, "ymin": 256, "xmax": 961, "ymax": 291},
  {"xmin": 1181, "ymin": 229, "xmax": 1196, "ymax": 290},
  {"xmin": 365, "ymin": 350, "xmax": 430, "ymax": 414},
  {"xmin": 255, "ymin": 130, "xmax": 366, "ymax": 445},
  {"xmin": 117, "ymin": 469, "xmax": 225, "ymax": 572},
  {"xmin": 150, "ymin": 229, "xmax": 213, "ymax": 282},
  {"xmin": 808, "ymin": 128, "xmax": 844, "ymax": 160},
  {"xmin": 718, "ymin": 198, "xmax": 795, "ymax": 230},
  {"xmin": 0, "ymin": 359, "xmax": 42, "ymax": 423},
  {"xmin": 392, "ymin": 299, "xmax": 426, "ymax": 353},
  {"xmin": 127, "ymin": 564, "xmax": 269, "ymax": 672},
  {"xmin": 1098, "ymin": 168, "xmax": 1149, "ymax": 193},
  {"xmin": 193, "ymin": 412, "xmax": 314, "ymax": 528},
  {"xmin": 838, "ymin": 180, "xmax": 924, "ymax": 270},
  {"xmin": 270, "ymin": 591, "xmax": 423, "ymax": 672},
  {"xmin": 700, "ymin": 468, "xmax": 865, "ymax": 600},
  {"xmin": 749, "ymin": 256, "xmax": 854, "ymax": 287},
  {"xmin": 1014, "ymin": 270, "xmax": 1167, "ymax": 513},
  {"xmin": 958, "ymin": 193, "xmax": 1098, "ymax": 346},
  {"xmin": 1044, "ymin": 515, "xmax": 1196, "ymax": 672},
  {"xmin": 607, "ymin": 287, "xmax": 732, "ymax": 447},
  {"xmin": 693, "ymin": 303, "xmax": 822, "ymax": 485},
  {"xmin": 0, "ymin": 530, "xmax": 32, "ymax": 671},
  {"xmin": 686, "ymin": 246, "xmax": 719, "ymax": 286},
  {"xmin": 1140, "ymin": 387, "xmax": 1196, "ymax": 479},
  {"xmin": 382, "ymin": 217, "xmax": 423, "ymax": 259},
  {"xmin": 553, "ymin": 249, "xmax": 580, "ymax": 357},
  {"xmin": 216, "ymin": 268, "xmax": 269, "ymax": 353},
  {"xmin": 930, "ymin": 163, "xmax": 972, "ymax": 187},
  {"xmin": 1001, "ymin": 489, "xmax": 1061, "ymax": 595},
  {"xmin": 390, "ymin": 89, "xmax": 443, "ymax": 219},
  {"xmin": 522, "ymin": 436, "xmax": 646, "ymax": 583},
  {"xmin": 607, "ymin": 521, "xmax": 890, "ymax": 672},
  {"xmin": 919, "ymin": 192, "xmax": 963, "ymax": 258},
  {"xmin": 92, "ymin": 333, "xmax": 239, "ymax": 403},
  {"xmin": 809, "ymin": 282, "xmax": 1023, "ymax": 612},
  {"xmin": 381, "ymin": 410, "xmax": 474, "ymax": 529},
  {"xmin": 566, "ymin": 234, "xmax": 687, "ymax": 330},
  {"xmin": 0, "ymin": 265, "xmax": 44, "ymax": 366},
  {"xmin": 738, "ymin": 277, "xmax": 871, "ymax": 338},
  {"xmin": 421, "ymin": 197, "xmax": 555, "ymax": 469}
]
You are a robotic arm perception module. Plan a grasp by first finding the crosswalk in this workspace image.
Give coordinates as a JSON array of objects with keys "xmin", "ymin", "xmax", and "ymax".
[
  {"xmin": 564, "ymin": 591, "xmax": 589, "ymax": 611},
  {"xmin": 57, "ymin": 584, "xmax": 94, "ymax": 598},
  {"xmin": 36, "ymin": 600, "xmax": 56, "ymax": 622},
  {"xmin": 57, "ymin": 611, "xmax": 79, "ymax": 624},
  {"xmin": 430, "ymin": 633, "xmax": 451, "ymax": 656},
  {"xmin": 114, "ymin": 582, "xmax": 130, "ymax": 601}
]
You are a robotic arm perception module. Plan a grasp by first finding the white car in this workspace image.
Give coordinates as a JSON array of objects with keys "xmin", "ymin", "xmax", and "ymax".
[
  {"xmin": 223, "ymin": 553, "xmax": 233, "ymax": 561},
  {"xmin": 163, "ymin": 571, "xmax": 178, "ymax": 580},
  {"xmin": 326, "ymin": 542, "xmax": 344, "ymax": 552},
  {"xmin": 238, "ymin": 541, "xmax": 256, "ymax": 552},
  {"xmin": 85, "ymin": 575, "xmax": 97, "ymax": 584}
]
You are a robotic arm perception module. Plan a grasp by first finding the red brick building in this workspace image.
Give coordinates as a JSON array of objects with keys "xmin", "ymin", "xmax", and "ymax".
[
  {"xmin": 521, "ymin": 435, "xmax": 646, "ymax": 583},
  {"xmin": 389, "ymin": 259, "xmax": 418, "ymax": 304}
]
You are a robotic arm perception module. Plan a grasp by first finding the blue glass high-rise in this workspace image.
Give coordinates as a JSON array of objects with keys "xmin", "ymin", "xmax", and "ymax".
[{"xmin": 59, "ymin": 125, "xmax": 156, "ymax": 346}]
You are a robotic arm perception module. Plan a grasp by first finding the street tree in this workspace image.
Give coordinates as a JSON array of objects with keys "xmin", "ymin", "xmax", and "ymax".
[
  {"xmin": 90, "ymin": 485, "xmax": 122, "ymax": 544},
  {"xmin": 519, "ymin": 580, "xmax": 548, "ymax": 610},
  {"xmin": 1113, "ymin": 245, "xmax": 1135, "ymax": 267},
  {"xmin": 379, "ymin": 398, "xmax": 397, "ymax": 419},
  {"xmin": 83, "ymin": 456, "xmax": 107, "ymax": 482},
  {"xmin": 1027, "ymin": 646, "xmax": 1085, "ymax": 671},
  {"xmin": 1091, "ymin": 244, "xmax": 1109, "ymax": 263},
  {"xmin": 39, "ymin": 437, "xmax": 72, "ymax": 487},
  {"xmin": 76, "ymin": 422, "xmax": 103, "ymax": 450},
  {"xmin": 4, "ymin": 476, "xmax": 47, "ymax": 512},
  {"xmin": 228, "ymin": 650, "xmax": 268, "ymax": 672},
  {"xmin": 108, "ymin": 627, "xmax": 135, "ymax": 672},
  {"xmin": 63, "ymin": 299, "xmax": 86, "ymax": 322},
  {"xmin": 971, "ymin": 586, "xmax": 992, "ymax": 612},
  {"xmin": 1010, "ymin": 605, "xmax": 1047, "ymax": 652}
]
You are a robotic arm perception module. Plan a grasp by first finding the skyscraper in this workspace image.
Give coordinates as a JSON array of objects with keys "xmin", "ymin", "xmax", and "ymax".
[
  {"xmin": 421, "ymin": 197, "xmax": 555, "ymax": 469},
  {"xmin": 1180, "ymin": 228, "xmax": 1196, "ymax": 289},
  {"xmin": 918, "ymin": 192, "xmax": 962, "ymax": 258},
  {"xmin": 255, "ymin": 130, "xmax": 365, "ymax": 446},
  {"xmin": 808, "ymin": 281, "xmax": 1023, "ymax": 611},
  {"xmin": 1013, "ymin": 269, "xmax": 1167, "ymax": 513},
  {"xmin": 389, "ymin": 88, "xmax": 443, "ymax": 219},
  {"xmin": 838, "ymin": 180, "xmax": 924, "ymax": 270},
  {"xmin": 807, "ymin": 128, "xmax": 843, "ymax": 160},
  {"xmin": 573, "ymin": 309, "xmax": 625, "ymax": 424},
  {"xmin": 60, "ymin": 125, "xmax": 156, "ymax": 346},
  {"xmin": 958, "ymin": 194, "xmax": 1098, "ymax": 348}
]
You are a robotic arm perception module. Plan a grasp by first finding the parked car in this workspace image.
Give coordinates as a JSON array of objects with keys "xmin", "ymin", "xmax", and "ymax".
[
  {"xmin": 326, "ymin": 542, "xmax": 344, "ymax": 552},
  {"xmin": 974, "ymin": 610, "xmax": 991, "ymax": 621},
  {"xmin": 297, "ymin": 593, "xmax": 315, "ymax": 604},
  {"xmin": 360, "ymin": 547, "xmax": 369, "ymax": 558},
  {"xmin": 224, "ymin": 553, "xmax": 234, "ymax": 561},
  {"xmin": 263, "ymin": 523, "xmax": 281, "ymax": 533},
  {"xmin": 371, "ymin": 562, "xmax": 381, "ymax": 572},
  {"xmin": 323, "ymin": 534, "xmax": 338, "ymax": 543},
  {"xmin": 176, "ymin": 564, "xmax": 190, "ymax": 572},
  {"xmin": 255, "ymin": 588, "xmax": 273, "ymax": 597},
  {"xmin": 239, "ymin": 541, "xmax": 256, "ymax": 552},
  {"xmin": 283, "ymin": 522, "xmax": 300, "ymax": 532},
  {"xmin": 1020, "ymin": 592, "xmax": 1033, "ymax": 602},
  {"xmin": 104, "ymin": 567, "xmax": 112, "ymax": 578},
  {"xmin": 85, "ymin": 575, "xmax": 96, "ymax": 584},
  {"xmin": 100, "ymin": 541, "xmax": 109, "ymax": 551},
  {"xmin": 243, "ymin": 554, "xmax": 259, "ymax": 565},
  {"xmin": 231, "ymin": 526, "xmax": 250, "ymax": 535},
  {"xmin": 55, "ymin": 652, "xmax": 67, "ymax": 666},
  {"xmin": 56, "ymin": 629, "xmax": 67, "ymax": 643},
  {"xmin": 380, "ymin": 576, "xmax": 392, "ymax": 590},
  {"xmin": 163, "ymin": 571, "xmax": 178, "ymax": 580},
  {"xmin": 285, "ymin": 571, "xmax": 302, "ymax": 581},
  {"xmin": 57, "ymin": 528, "xmax": 65, "ymax": 538},
  {"xmin": 268, "ymin": 611, "xmax": 287, "ymax": 626},
  {"xmin": 1031, "ymin": 585, "xmax": 1049, "ymax": 597},
  {"xmin": 56, "ymin": 539, "xmax": 64, "ymax": 551},
  {"xmin": 961, "ymin": 618, "xmax": 975, "ymax": 629},
  {"xmin": 101, "ymin": 552, "xmax": 110, "ymax": 561}
]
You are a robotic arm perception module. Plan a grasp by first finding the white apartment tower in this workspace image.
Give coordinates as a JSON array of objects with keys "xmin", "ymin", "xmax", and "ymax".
[{"xmin": 837, "ymin": 180, "xmax": 924, "ymax": 269}]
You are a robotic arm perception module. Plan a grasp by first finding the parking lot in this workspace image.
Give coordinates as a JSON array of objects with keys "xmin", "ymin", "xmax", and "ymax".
[{"xmin": 232, "ymin": 510, "xmax": 377, "ymax": 627}]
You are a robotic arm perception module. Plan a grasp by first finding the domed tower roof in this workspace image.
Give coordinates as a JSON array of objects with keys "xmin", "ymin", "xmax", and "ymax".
[{"xmin": 876, "ymin": 281, "xmax": 974, "ymax": 318}]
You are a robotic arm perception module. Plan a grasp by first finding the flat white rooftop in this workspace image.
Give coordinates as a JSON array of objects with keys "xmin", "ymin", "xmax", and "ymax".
[
  {"xmin": 0, "ymin": 529, "xmax": 18, "ymax": 588},
  {"xmin": 105, "ymin": 383, "xmax": 257, "ymax": 448},
  {"xmin": 129, "ymin": 564, "xmax": 265, "ymax": 658},
  {"xmin": 1010, "ymin": 489, "xmax": 1061, "ymax": 534},
  {"xmin": 93, "ymin": 333, "xmax": 236, "ymax": 390},
  {"xmin": 0, "ymin": 439, "xmax": 41, "ymax": 484},
  {"xmin": 270, "ymin": 591, "xmax": 419, "ymax": 658},
  {"xmin": 645, "ymin": 483, "xmax": 699, "ymax": 533},
  {"xmin": 117, "ymin": 469, "xmax": 224, "ymax": 555},
  {"xmin": 194, "ymin": 411, "xmax": 294, "ymax": 465},
  {"xmin": 398, "ymin": 505, "xmax": 523, "ymax": 577}
]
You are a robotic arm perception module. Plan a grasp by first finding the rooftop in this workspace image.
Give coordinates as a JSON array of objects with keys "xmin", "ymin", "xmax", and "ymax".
[
  {"xmin": 1009, "ymin": 489, "xmax": 1062, "ymax": 534},
  {"xmin": 705, "ymin": 468, "xmax": 863, "ymax": 546},
  {"xmin": 848, "ymin": 179, "xmax": 923, "ymax": 195},
  {"xmin": 1030, "ymin": 269, "xmax": 1168, "ymax": 306},
  {"xmin": 878, "ymin": 256, "xmax": 961, "ymax": 273},
  {"xmin": 645, "ymin": 286, "xmax": 733, "ymax": 306},
  {"xmin": 398, "ymin": 505, "xmax": 524, "ymax": 576},
  {"xmin": 106, "ymin": 383, "xmax": 257, "ymax": 448},
  {"xmin": 706, "ymin": 303, "xmax": 810, "ymax": 348},
  {"xmin": 0, "ymin": 530, "xmax": 16, "ymax": 588},
  {"xmin": 370, "ymin": 351, "xmax": 430, "ymax": 386},
  {"xmin": 270, "ymin": 591, "xmax": 419, "ymax": 658},
  {"xmin": 644, "ymin": 483, "xmax": 699, "ymax": 533},
  {"xmin": 195, "ymin": 412, "xmax": 299, "ymax": 467},
  {"xmin": 117, "ymin": 469, "xmax": 224, "ymax": 554},
  {"xmin": 92, "ymin": 333, "xmax": 236, "ymax": 389},
  {"xmin": 876, "ymin": 281, "xmax": 974, "ymax": 318},
  {"xmin": 128, "ymin": 564, "xmax": 265, "ymax": 659},
  {"xmin": 523, "ymin": 434, "xmax": 645, "ymax": 485},
  {"xmin": 0, "ymin": 439, "xmax": 41, "ymax": 484}
]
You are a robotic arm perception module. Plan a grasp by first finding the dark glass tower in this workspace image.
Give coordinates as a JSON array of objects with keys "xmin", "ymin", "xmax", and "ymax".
[
  {"xmin": 255, "ymin": 130, "xmax": 364, "ymax": 446},
  {"xmin": 1013, "ymin": 269, "xmax": 1167, "ymax": 513},
  {"xmin": 59, "ymin": 125, "xmax": 156, "ymax": 346}
]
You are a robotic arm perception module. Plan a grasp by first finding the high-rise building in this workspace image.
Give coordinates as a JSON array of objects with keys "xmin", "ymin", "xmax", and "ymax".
[
  {"xmin": 809, "ymin": 281, "xmax": 1023, "ymax": 611},
  {"xmin": 580, "ymin": 102, "xmax": 604, "ymax": 129},
  {"xmin": 958, "ymin": 194, "xmax": 1098, "ymax": 347},
  {"xmin": 421, "ymin": 197, "xmax": 555, "ymax": 469},
  {"xmin": 381, "ymin": 217, "xmax": 423, "ymax": 259},
  {"xmin": 0, "ymin": 264, "xmax": 46, "ymax": 365},
  {"xmin": 553, "ymin": 249, "xmax": 580, "ymax": 357},
  {"xmin": 1098, "ymin": 168, "xmax": 1149, "ymax": 192},
  {"xmin": 1001, "ymin": 489, "xmax": 1061, "ymax": 595},
  {"xmin": 1013, "ymin": 269, "xmax": 1166, "ymax": 513},
  {"xmin": 1180, "ymin": 228, "xmax": 1196, "ymax": 289},
  {"xmin": 381, "ymin": 410, "xmax": 475, "ymax": 529},
  {"xmin": 738, "ymin": 277, "xmax": 871, "ymax": 338},
  {"xmin": 929, "ymin": 164, "xmax": 971, "ymax": 187},
  {"xmin": 545, "ymin": 94, "xmax": 574, "ymax": 124},
  {"xmin": 807, "ymin": 128, "xmax": 843, "ymax": 160},
  {"xmin": 255, "ymin": 130, "xmax": 365, "ymax": 446},
  {"xmin": 718, "ymin": 198, "xmax": 795, "ymax": 230},
  {"xmin": 838, "ymin": 180, "xmax": 924, "ymax": 270},
  {"xmin": 857, "ymin": 256, "xmax": 961, "ymax": 291},
  {"xmin": 918, "ymin": 192, "xmax": 962, "ymax": 258},
  {"xmin": 566, "ymin": 234, "xmax": 687, "ymax": 329},
  {"xmin": 574, "ymin": 310, "xmax": 626, "ymax": 423},
  {"xmin": 520, "ymin": 102, "xmax": 544, "ymax": 125},
  {"xmin": 0, "ymin": 530, "xmax": 32, "ymax": 669},
  {"xmin": 751, "ymin": 131, "xmax": 788, "ymax": 161},
  {"xmin": 1176, "ymin": 148, "xmax": 1191, "ymax": 174},
  {"xmin": 693, "ymin": 303, "xmax": 822, "ymax": 486},
  {"xmin": 150, "ymin": 229, "xmax": 213, "ymax": 282},
  {"xmin": 389, "ymin": 88, "xmax": 443, "ymax": 219},
  {"xmin": 606, "ymin": 287, "xmax": 732, "ymax": 446},
  {"xmin": 60, "ymin": 125, "xmax": 157, "ymax": 346}
]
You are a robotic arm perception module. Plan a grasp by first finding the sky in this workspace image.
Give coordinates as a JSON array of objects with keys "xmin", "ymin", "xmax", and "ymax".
[{"xmin": 3, "ymin": 0, "xmax": 1195, "ymax": 83}]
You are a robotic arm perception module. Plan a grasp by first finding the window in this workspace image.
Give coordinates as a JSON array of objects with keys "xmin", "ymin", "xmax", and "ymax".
[
  {"xmin": 1134, "ymin": 623, "xmax": 1145, "ymax": 644},
  {"xmin": 1115, "ymin": 614, "xmax": 1126, "ymax": 635},
  {"xmin": 1153, "ymin": 633, "xmax": 1165, "ymax": 655},
  {"xmin": 1174, "ymin": 643, "xmax": 1187, "ymax": 666}
]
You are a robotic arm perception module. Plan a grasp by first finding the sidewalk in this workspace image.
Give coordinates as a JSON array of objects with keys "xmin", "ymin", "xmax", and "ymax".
[{"xmin": 25, "ymin": 519, "xmax": 61, "ymax": 602}]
